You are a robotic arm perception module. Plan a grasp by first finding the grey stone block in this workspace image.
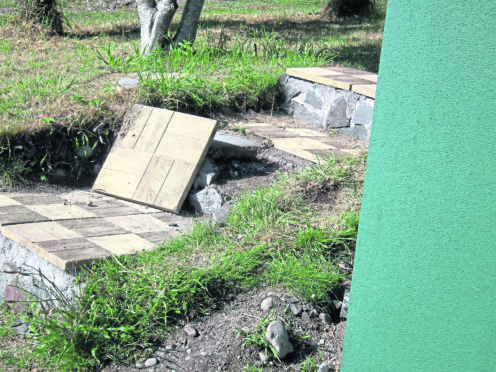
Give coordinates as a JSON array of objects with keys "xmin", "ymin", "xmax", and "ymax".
[
  {"xmin": 337, "ymin": 124, "xmax": 370, "ymax": 141},
  {"xmin": 305, "ymin": 89, "xmax": 323, "ymax": 110},
  {"xmin": 293, "ymin": 101, "xmax": 324, "ymax": 125},
  {"xmin": 209, "ymin": 132, "xmax": 259, "ymax": 159},
  {"xmin": 325, "ymin": 97, "xmax": 349, "ymax": 128},
  {"xmin": 352, "ymin": 99, "xmax": 374, "ymax": 128}
]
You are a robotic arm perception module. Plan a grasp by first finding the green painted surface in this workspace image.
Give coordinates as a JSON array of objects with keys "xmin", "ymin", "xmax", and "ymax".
[{"xmin": 341, "ymin": 1, "xmax": 496, "ymax": 371}]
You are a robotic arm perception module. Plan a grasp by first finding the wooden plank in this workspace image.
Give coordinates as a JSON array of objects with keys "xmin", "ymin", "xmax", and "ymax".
[
  {"xmin": 0, "ymin": 205, "xmax": 50, "ymax": 225},
  {"xmin": 37, "ymin": 238, "xmax": 113, "ymax": 269},
  {"xmin": 10, "ymin": 194, "xmax": 64, "ymax": 205},
  {"xmin": 58, "ymin": 218, "xmax": 128, "ymax": 237},
  {"xmin": 93, "ymin": 147, "xmax": 152, "ymax": 199},
  {"xmin": 166, "ymin": 112, "xmax": 218, "ymax": 139},
  {"xmin": 133, "ymin": 156, "xmax": 174, "ymax": 205},
  {"xmin": 88, "ymin": 233, "xmax": 156, "ymax": 255},
  {"xmin": 104, "ymin": 214, "xmax": 171, "ymax": 233},
  {"xmin": 114, "ymin": 105, "xmax": 153, "ymax": 149},
  {"xmin": 154, "ymin": 135, "xmax": 204, "ymax": 163},
  {"xmin": 351, "ymin": 84, "xmax": 376, "ymax": 98},
  {"xmin": 134, "ymin": 107, "xmax": 174, "ymax": 153},
  {"xmin": 93, "ymin": 168, "xmax": 143, "ymax": 200},
  {"xmin": 155, "ymin": 160, "xmax": 196, "ymax": 213}
]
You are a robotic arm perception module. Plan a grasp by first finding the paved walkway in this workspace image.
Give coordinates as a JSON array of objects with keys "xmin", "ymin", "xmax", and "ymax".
[
  {"xmin": 0, "ymin": 116, "xmax": 367, "ymax": 273},
  {"xmin": 0, "ymin": 191, "xmax": 192, "ymax": 270}
]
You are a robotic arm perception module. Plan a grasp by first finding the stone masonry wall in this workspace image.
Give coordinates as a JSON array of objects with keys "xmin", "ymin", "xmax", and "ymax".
[{"xmin": 278, "ymin": 74, "xmax": 374, "ymax": 141}]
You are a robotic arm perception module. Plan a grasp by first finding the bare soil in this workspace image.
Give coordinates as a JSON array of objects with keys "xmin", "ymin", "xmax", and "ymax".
[{"xmin": 102, "ymin": 289, "xmax": 344, "ymax": 372}]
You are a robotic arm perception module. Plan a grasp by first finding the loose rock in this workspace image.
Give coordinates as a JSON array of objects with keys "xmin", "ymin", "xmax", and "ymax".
[
  {"xmin": 189, "ymin": 188, "xmax": 222, "ymax": 215},
  {"xmin": 144, "ymin": 357, "xmax": 158, "ymax": 368},
  {"xmin": 339, "ymin": 289, "xmax": 350, "ymax": 319},
  {"xmin": 318, "ymin": 362, "xmax": 330, "ymax": 372},
  {"xmin": 265, "ymin": 320, "xmax": 294, "ymax": 359},
  {"xmin": 261, "ymin": 297, "xmax": 274, "ymax": 312},
  {"xmin": 290, "ymin": 303, "xmax": 303, "ymax": 316},
  {"xmin": 184, "ymin": 325, "xmax": 199, "ymax": 337},
  {"xmin": 193, "ymin": 158, "xmax": 218, "ymax": 191},
  {"xmin": 319, "ymin": 312, "xmax": 333, "ymax": 326}
]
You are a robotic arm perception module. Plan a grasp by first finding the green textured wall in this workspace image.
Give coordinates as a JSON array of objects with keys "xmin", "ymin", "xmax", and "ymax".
[{"xmin": 341, "ymin": 1, "xmax": 496, "ymax": 371}]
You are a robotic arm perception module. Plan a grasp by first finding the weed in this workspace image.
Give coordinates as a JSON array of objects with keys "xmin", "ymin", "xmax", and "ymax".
[
  {"xmin": 0, "ymin": 156, "xmax": 30, "ymax": 188},
  {"xmin": 232, "ymin": 124, "xmax": 246, "ymax": 135},
  {"xmin": 237, "ymin": 312, "xmax": 281, "ymax": 362}
]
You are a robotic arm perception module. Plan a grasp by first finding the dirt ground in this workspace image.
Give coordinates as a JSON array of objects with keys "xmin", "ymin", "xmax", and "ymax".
[
  {"xmin": 1, "ymin": 112, "xmax": 365, "ymax": 371},
  {"xmin": 102, "ymin": 289, "xmax": 345, "ymax": 372}
]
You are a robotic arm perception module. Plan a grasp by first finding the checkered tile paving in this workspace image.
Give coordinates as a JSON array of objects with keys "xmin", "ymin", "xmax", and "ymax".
[
  {"xmin": 241, "ymin": 123, "xmax": 363, "ymax": 163},
  {"xmin": 0, "ymin": 190, "xmax": 192, "ymax": 271}
]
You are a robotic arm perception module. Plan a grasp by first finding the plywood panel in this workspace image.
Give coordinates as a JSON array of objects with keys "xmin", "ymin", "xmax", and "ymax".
[{"xmin": 93, "ymin": 105, "xmax": 218, "ymax": 213}]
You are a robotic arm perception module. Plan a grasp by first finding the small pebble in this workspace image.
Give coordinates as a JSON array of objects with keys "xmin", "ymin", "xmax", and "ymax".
[
  {"xmin": 184, "ymin": 325, "xmax": 199, "ymax": 337},
  {"xmin": 186, "ymin": 348, "xmax": 192, "ymax": 354},
  {"xmin": 301, "ymin": 311, "xmax": 311, "ymax": 322},
  {"xmin": 144, "ymin": 358, "xmax": 158, "ymax": 368},
  {"xmin": 319, "ymin": 312, "xmax": 332, "ymax": 326},
  {"xmin": 259, "ymin": 351, "xmax": 271, "ymax": 362},
  {"xmin": 318, "ymin": 362, "xmax": 329, "ymax": 372},
  {"xmin": 290, "ymin": 303, "xmax": 303, "ymax": 316},
  {"xmin": 319, "ymin": 338, "xmax": 325, "ymax": 345},
  {"xmin": 261, "ymin": 297, "xmax": 274, "ymax": 312}
]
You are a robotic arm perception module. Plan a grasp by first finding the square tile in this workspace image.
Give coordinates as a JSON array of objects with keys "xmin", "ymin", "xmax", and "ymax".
[
  {"xmin": 58, "ymin": 218, "xmax": 128, "ymax": 237},
  {"xmin": 0, "ymin": 194, "xmax": 22, "ymax": 207},
  {"xmin": 88, "ymin": 233, "xmax": 156, "ymax": 255},
  {"xmin": 37, "ymin": 238, "xmax": 113, "ymax": 269},
  {"xmin": 9, "ymin": 194, "xmax": 65, "ymax": 205},
  {"xmin": 0, "ymin": 205, "xmax": 50, "ymax": 225},
  {"xmin": 26, "ymin": 204, "xmax": 97, "ymax": 220},
  {"xmin": 105, "ymin": 214, "xmax": 172, "ymax": 234},
  {"xmin": 3, "ymin": 221, "xmax": 82, "ymax": 243}
]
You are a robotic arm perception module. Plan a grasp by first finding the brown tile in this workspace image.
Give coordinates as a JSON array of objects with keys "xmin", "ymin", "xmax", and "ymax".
[
  {"xmin": 37, "ymin": 238, "xmax": 113, "ymax": 269},
  {"xmin": 136, "ymin": 231, "xmax": 172, "ymax": 245},
  {"xmin": 10, "ymin": 194, "xmax": 65, "ymax": 205},
  {"xmin": 78, "ymin": 199, "xmax": 142, "ymax": 217},
  {"xmin": 58, "ymin": 218, "xmax": 128, "ymax": 237},
  {"xmin": 0, "ymin": 205, "xmax": 50, "ymax": 225}
]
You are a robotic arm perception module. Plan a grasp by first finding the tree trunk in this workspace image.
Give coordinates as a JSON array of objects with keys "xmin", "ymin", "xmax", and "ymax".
[
  {"xmin": 136, "ymin": 0, "xmax": 205, "ymax": 55},
  {"xmin": 173, "ymin": 0, "xmax": 205, "ymax": 45},
  {"xmin": 137, "ymin": 0, "xmax": 178, "ymax": 55}
]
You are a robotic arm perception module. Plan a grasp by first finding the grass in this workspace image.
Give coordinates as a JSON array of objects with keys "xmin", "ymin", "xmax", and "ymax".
[
  {"xmin": 0, "ymin": 0, "xmax": 384, "ymax": 181},
  {"xmin": 0, "ymin": 154, "xmax": 365, "ymax": 370},
  {"xmin": 0, "ymin": 0, "xmax": 386, "ymax": 132}
]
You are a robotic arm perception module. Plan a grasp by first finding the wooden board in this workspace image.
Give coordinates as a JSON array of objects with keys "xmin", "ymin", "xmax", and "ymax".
[{"xmin": 93, "ymin": 105, "xmax": 218, "ymax": 213}]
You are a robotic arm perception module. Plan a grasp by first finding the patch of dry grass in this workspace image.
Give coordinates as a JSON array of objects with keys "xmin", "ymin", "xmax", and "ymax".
[{"xmin": 0, "ymin": 0, "xmax": 385, "ymax": 134}]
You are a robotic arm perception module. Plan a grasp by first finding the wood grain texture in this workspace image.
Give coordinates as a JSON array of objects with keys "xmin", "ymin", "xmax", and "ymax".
[{"xmin": 93, "ymin": 105, "xmax": 217, "ymax": 213}]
